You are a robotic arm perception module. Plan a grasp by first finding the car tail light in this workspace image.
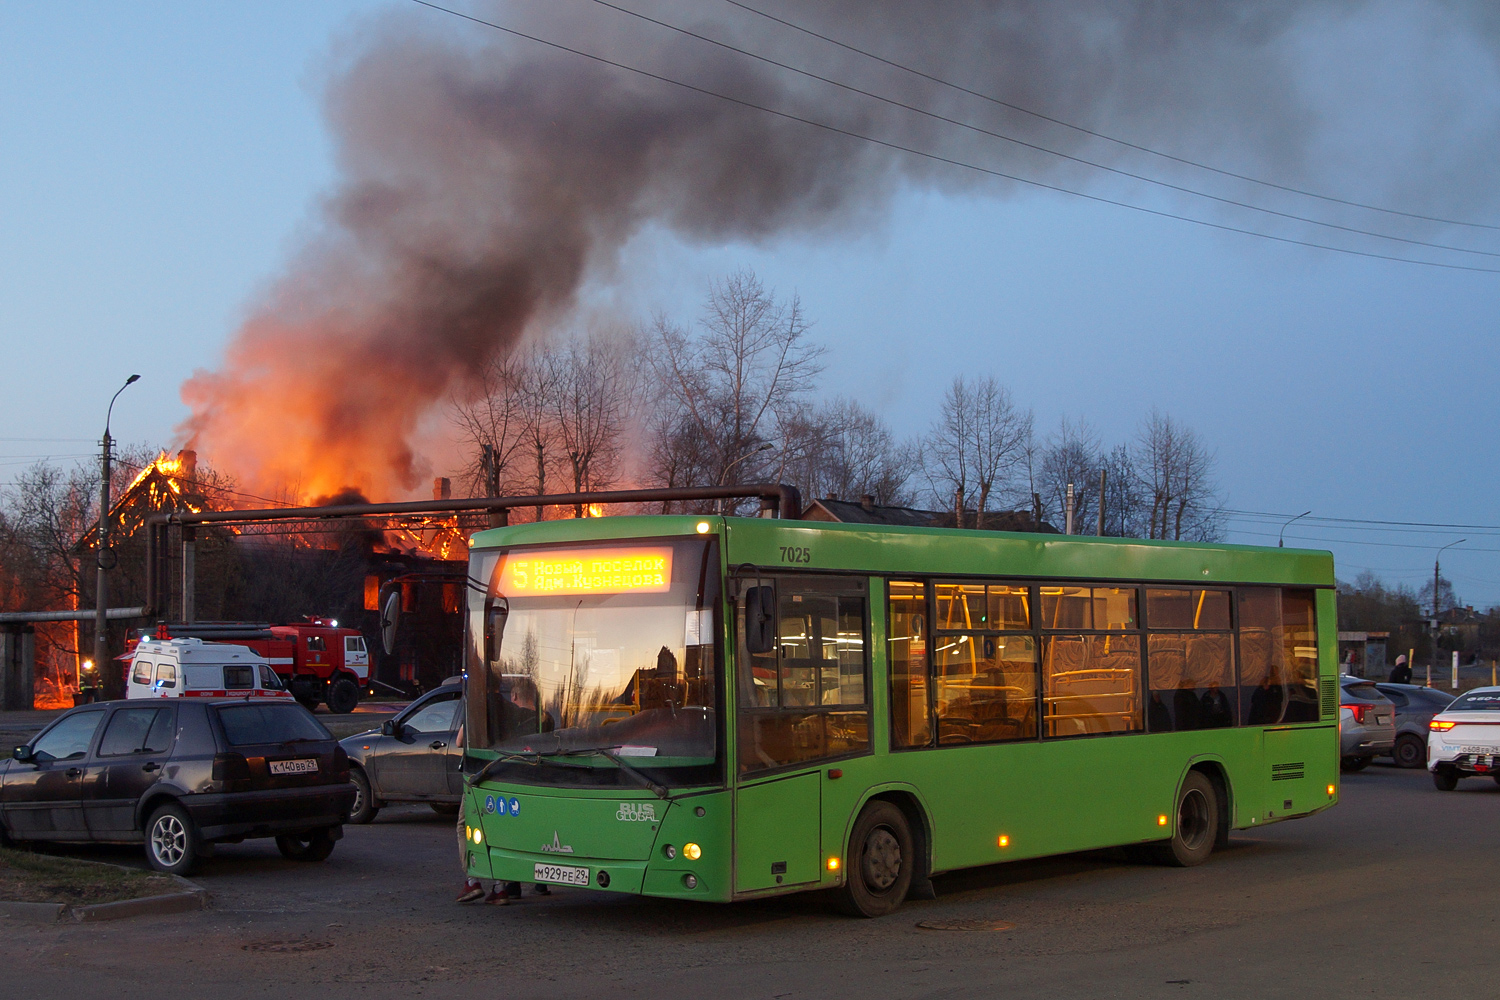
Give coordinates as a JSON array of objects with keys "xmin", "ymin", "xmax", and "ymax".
[
  {"xmin": 212, "ymin": 752, "xmax": 251, "ymax": 781},
  {"xmin": 1430, "ymin": 719, "xmax": 1457, "ymax": 732},
  {"xmin": 1348, "ymin": 704, "xmax": 1373, "ymax": 724}
]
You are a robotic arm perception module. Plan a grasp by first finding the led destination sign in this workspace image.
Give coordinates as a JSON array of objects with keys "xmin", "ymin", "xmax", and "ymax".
[{"xmin": 499, "ymin": 546, "xmax": 673, "ymax": 596}]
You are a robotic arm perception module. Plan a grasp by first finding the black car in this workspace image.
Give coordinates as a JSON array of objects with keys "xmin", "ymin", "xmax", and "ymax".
[
  {"xmin": 342, "ymin": 677, "xmax": 463, "ymax": 823},
  {"xmin": 1375, "ymin": 682, "xmax": 1456, "ymax": 768},
  {"xmin": 0, "ymin": 698, "xmax": 355, "ymax": 875}
]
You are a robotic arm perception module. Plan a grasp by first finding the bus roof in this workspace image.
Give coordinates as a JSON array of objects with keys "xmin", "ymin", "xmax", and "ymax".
[{"xmin": 468, "ymin": 514, "xmax": 1333, "ymax": 588}]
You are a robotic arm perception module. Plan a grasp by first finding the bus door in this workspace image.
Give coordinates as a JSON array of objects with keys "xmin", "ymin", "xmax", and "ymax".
[{"xmin": 732, "ymin": 575, "xmax": 871, "ymax": 894}]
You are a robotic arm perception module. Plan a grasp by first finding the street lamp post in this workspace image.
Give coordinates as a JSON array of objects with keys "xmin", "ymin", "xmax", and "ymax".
[
  {"xmin": 93, "ymin": 374, "xmax": 140, "ymax": 700},
  {"xmin": 1432, "ymin": 538, "xmax": 1466, "ymax": 683},
  {"xmin": 1278, "ymin": 509, "xmax": 1312, "ymax": 547}
]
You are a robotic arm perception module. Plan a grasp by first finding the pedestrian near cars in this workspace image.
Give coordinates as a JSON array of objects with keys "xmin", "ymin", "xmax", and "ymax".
[{"xmin": 1389, "ymin": 654, "xmax": 1412, "ymax": 684}]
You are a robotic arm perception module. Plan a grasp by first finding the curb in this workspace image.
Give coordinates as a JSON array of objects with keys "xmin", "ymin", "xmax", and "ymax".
[
  {"xmin": 0, "ymin": 887, "xmax": 209, "ymax": 923},
  {"xmin": 0, "ymin": 859, "xmax": 210, "ymax": 923}
]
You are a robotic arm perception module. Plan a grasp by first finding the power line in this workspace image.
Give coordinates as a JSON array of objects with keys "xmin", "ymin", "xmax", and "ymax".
[
  {"xmin": 1224, "ymin": 507, "xmax": 1500, "ymax": 532},
  {"xmin": 720, "ymin": 0, "xmax": 1500, "ymax": 233},
  {"xmin": 588, "ymin": 0, "xmax": 1500, "ymax": 260},
  {"xmin": 407, "ymin": 1, "xmax": 1500, "ymax": 274}
]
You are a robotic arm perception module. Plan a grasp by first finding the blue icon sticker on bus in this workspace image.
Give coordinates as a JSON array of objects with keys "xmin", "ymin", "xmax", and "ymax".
[
  {"xmin": 484, "ymin": 795, "xmax": 496, "ymax": 814},
  {"xmin": 508, "ymin": 797, "xmax": 520, "ymax": 817}
]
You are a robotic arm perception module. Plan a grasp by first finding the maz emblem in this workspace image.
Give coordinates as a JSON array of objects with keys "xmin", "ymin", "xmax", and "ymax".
[{"xmin": 540, "ymin": 831, "xmax": 574, "ymax": 854}]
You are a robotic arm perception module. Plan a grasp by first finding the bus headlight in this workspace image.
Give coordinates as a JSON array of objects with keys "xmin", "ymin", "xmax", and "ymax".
[{"xmin": 683, "ymin": 842, "xmax": 702, "ymax": 860}]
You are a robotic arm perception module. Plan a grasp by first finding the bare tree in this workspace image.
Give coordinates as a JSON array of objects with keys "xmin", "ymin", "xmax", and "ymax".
[
  {"xmin": 449, "ymin": 352, "xmax": 533, "ymax": 499},
  {"xmin": 779, "ymin": 397, "xmax": 918, "ymax": 506},
  {"xmin": 1098, "ymin": 443, "xmax": 1148, "ymax": 538},
  {"xmin": 1135, "ymin": 410, "xmax": 1223, "ymax": 541},
  {"xmin": 546, "ymin": 331, "xmax": 636, "ymax": 516},
  {"xmin": 645, "ymin": 270, "xmax": 824, "ymax": 511},
  {"xmin": 925, "ymin": 376, "xmax": 1033, "ymax": 529},
  {"xmin": 1036, "ymin": 417, "xmax": 1102, "ymax": 531}
]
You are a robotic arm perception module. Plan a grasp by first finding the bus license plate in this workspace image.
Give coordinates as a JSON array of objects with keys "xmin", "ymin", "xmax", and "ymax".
[
  {"xmin": 270, "ymin": 758, "xmax": 318, "ymax": 775},
  {"xmin": 534, "ymin": 863, "xmax": 590, "ymax": 886}
]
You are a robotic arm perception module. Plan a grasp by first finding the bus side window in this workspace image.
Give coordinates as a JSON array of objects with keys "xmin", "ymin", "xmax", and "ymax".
[
  {"xmin": 888, "ymin": 581, "xmax": 930, "ymax": 748},
  {"xmin": 737, "ymin": 576, "xmax": 870, "ymax": 774}
]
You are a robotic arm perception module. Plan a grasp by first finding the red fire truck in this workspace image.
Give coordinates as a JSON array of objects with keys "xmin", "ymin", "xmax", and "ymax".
[{"xmin": 127, "ymin": 618, "xmax": 371, "ymax": 713}]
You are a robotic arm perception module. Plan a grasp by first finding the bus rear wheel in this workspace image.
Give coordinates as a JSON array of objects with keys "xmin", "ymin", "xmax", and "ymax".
[
  {"xmin": 837, "ymin": 801, "xmax": 913, "ymax": 918},
  {"xmin": 1153, "ymin": 770, "xmax": 1218, "ymax": 868}
]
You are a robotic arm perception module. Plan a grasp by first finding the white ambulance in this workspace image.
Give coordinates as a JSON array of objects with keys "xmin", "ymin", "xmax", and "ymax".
[{"xmin": 126, "ymin": 637, "xmax": 292, "ymax": 700}]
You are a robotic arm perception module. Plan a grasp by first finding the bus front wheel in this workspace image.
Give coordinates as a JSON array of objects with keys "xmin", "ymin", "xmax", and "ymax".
[
  {"xmin": 838, "ymin": 801, "xmax": 914, "ymax": 918},
  {"xmin": 1154, "ymin": 770, "xmax": 1218, "ymax": 868}
]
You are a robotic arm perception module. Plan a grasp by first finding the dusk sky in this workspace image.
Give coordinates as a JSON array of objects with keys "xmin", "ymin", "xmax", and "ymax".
[{"xmin": 2, "ymin": 3, "xmax": 1498, "ymax": 604}]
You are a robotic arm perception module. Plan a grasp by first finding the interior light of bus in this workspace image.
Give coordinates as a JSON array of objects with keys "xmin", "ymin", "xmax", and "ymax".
[
  {"xmin": 827, "ymin": 857, "xmax": 840, "ymax": 871},
  {"xmin": 1430, "ymin": 720, "xmax": 1456, "ymax": 731},
  {"xmin": 696, "ymin": 521, "xmax": 710, "ymax": 534},
  {"xmin": 683, "ymin": 843, "xmax": 702, "ymax": 860},
  {"xmin": 997, "ymin": 835, "xmax": 1010, "ymax": 848},
  {"xmin": 1157, "ymin": 814, "xmax": 1168, "ymax": 826},
  {"xmin": 498, "ymin": 546, "xmax": 673, "ymax": 596}
]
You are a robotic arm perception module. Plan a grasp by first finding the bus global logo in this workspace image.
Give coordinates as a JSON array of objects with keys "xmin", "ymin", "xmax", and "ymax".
[
  {"xmin": 540, "ymin": 831, "xmax": 574, "ymax": 854},
  {"xmin": 616, "ymin": 802, "xmax": 657, "ymax": 822}
]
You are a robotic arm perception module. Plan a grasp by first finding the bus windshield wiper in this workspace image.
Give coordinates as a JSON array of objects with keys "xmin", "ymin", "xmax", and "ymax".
[
  {"xmin": 566, "ymin": 747, "xmax": 670, "ymax": 800},
  {"xmin": 467, "ymin": 749, "xmax": 592, "ymax": 786}
]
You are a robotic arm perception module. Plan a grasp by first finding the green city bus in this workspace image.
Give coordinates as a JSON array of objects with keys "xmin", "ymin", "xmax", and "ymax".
[{"xmin": 460, "ymin": 510, "xmax": 1338, "ymax": 916}]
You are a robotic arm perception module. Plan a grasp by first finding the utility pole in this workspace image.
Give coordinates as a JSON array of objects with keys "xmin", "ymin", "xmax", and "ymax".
[
  {"xmin": 1433, "ymin": 539, "xmax": 1465, "ymax": 682},
  {"xmin": 94, "ymin": 374, "xmax": 140, "ymax": 698},
  {"xmin": 1095, "ymin": 468, "xmax": 1106, "ymax": 536},
  {"xmin": 1064, "ymin": 483, "xmax": 1075, "ymax": 535}
]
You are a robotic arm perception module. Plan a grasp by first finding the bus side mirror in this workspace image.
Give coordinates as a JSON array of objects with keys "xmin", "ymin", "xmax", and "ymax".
[{"xmin": 744, "ymin": 586, "xmax": 776, "ymax": 655}]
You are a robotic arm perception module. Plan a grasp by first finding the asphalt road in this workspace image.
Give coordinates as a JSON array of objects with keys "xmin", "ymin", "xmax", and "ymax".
[{"xmin": 7, "ymin": 763, "xmax": 1497, "ymax": 1000}]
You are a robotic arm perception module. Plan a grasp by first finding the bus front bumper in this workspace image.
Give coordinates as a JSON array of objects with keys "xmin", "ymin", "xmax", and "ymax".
[{"xmin": 470, "ymin": 845, "xmax": 725, "ymax": 902}]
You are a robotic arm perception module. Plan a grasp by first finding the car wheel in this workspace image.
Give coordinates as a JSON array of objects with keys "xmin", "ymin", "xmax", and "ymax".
[
  {"xmin": 349, "ymin": 768, "xmax": 380, "ymax": 824},
  {"xmin": 276, "ymin": 827, "xmax": 338, "ymax": 862},
  {"xmin": 327, "ymin": 678, "xmax": 360, "ymax": 715},
  {"xmin": 1393, "ymin": 735, "xmax": 1426, "ymax": 769},
  {"xmin": 837, "ymin": 801, "xmax": 914, "ymax": 918},
  {"xmin": 1341, "ymin": 756, "xmax": 1371, "ymax": 772},
  {"xmin": 1153, "ymin": 770, "xmax": 1219, "ymax": 868},
  {"xmin": 145, "ymin": 802, "xmax": 201, "ymax": 876},
  {"xmin": 1432, "ymin": 766, "xmax": 1460, "ymax": 791}
]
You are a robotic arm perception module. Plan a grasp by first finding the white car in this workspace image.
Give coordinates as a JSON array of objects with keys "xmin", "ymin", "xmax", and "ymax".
[{"xmin": 1427, "ymin": 686, "xmax": 1500, "ymax": 790}]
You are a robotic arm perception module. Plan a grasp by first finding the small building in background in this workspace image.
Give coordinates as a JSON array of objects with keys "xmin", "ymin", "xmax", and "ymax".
[{"xmin": 1338, "ymin": 631, "xmax": 1389, "ymax": 678}]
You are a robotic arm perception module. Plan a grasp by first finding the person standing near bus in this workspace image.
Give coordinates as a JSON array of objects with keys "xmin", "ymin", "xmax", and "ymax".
[{"xmin": 1389, "ymin": 654, "xmax": 1412, "ymax": 684}]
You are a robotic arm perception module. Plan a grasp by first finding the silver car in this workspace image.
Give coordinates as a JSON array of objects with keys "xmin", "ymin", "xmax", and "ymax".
[{"xmin": 1340, "ymin": 676, "xmax": 1396, "ymax": 771}]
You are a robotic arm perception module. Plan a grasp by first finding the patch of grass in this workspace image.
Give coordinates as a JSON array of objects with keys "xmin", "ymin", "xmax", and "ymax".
[{"xmin": 0, "ymin": 847, "xmax": 180, "ymax": 905}]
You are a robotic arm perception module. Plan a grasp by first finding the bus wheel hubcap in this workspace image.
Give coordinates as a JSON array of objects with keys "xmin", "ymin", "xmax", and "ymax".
[
  {"xmin": 1178, "ymin": 789, "xmax": 1210, "ymax": 851},
  {"xmin": 863, "ymin": 828, "xmax": 902, "ymax": 891}
]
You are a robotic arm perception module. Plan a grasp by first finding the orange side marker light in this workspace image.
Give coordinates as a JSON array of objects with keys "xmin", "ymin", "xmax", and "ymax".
[
  {"xmin": 827, "ymin": 857, "xmax": 840, "ymax": 871},
  {"xmin": 1157, "ymin": 814, "xmax": 1168, "ymax": 827},
  {"xmin": 1327, "ymin": 784, "xmax": 1336, "ymax": 797},
  {"xmin": 997, "ymin": 834, "xmax": 1010, "ymax": 848}
]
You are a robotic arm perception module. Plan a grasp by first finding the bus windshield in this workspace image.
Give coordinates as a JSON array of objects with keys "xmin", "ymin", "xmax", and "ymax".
[{"xmin": 466, "ymin": 536, "xmax": 720, "ymax": 768}]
